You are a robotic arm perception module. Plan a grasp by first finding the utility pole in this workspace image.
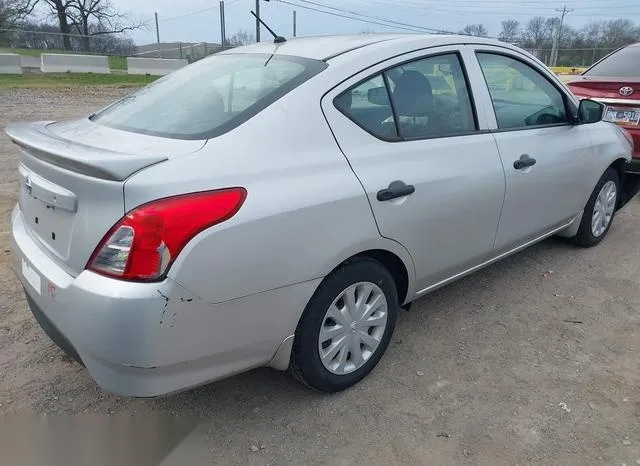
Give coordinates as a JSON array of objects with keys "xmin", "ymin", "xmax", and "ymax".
[
  {"xmin": 154, "ymin": 12, "xmax": 160, "ymax": 44},
  {"xmin": 255, "ymin": 0, "xmax": 260, "ymax": 42},
  {"xmin": 551, "ymin": 5, "xmax": 572, "ymax": 67},
  {"xmin": 220, "ymin": 1, "xmax": 226, "ymax": 47},
  {"xmin": 293, "ymin": 10, "xmax": 297, "ymax": 37}
]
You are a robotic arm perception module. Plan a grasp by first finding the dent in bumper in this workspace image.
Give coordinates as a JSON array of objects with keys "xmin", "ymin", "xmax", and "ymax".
[{"xmin": 12, "ymin": 206, "xmax": 321, "ymax": 397}]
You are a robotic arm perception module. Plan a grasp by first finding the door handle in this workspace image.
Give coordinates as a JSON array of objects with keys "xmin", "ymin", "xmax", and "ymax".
[
  {"xmin": 513, "ymin": 154, "xmax": 537, "ymax": 170},
  {"xmin": 377, "ymin": 180, "xmax": 415, "ymax": 201}
]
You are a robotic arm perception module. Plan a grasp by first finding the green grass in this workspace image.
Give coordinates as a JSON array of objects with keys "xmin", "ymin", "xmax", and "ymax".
[
  {"xmin": 107, "ymin": 55, "xmax": 127, "ymax": 70},
  {"xmin": 0, "ymin": 72, "xmax": 158, "ymax": 88},
  {"xmin": 0, "ymin": 47, "xmax": 52, "ymax": 57},
  {"xmin": 0, "ymin": 47, "xmax": 128, "ymax": 70}
]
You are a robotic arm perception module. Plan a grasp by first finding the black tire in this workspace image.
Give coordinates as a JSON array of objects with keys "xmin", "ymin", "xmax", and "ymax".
[
  {"xmin": 573, "ymin": 168, "xmax": 620, "ymax": 248},
  {"xmin": 290, "ymin": 258, "xmax": 398, "ymax": 393}
]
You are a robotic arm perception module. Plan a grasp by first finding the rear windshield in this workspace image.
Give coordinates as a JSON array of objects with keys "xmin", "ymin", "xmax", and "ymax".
[
  {"xmin": 91, "ymin": 54, "xmax": 327, "ymax": 140},
  {"xmin": 583, "ymin": 44, "xmax": 640, "ymax": 78}
]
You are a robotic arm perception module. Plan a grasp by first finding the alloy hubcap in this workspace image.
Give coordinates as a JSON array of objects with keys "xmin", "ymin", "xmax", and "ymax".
[
  {"xmin": 591, "ymin": 181, "xmax": 617, "ymax": 238},
  {"xmin": 318, "ymin": 282, "xmax": 388, "ymax": 375}
]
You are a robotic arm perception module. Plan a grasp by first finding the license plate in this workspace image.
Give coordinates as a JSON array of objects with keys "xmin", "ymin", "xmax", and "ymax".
[
  {"xmin": 604, "ymin": 107, "xmax": 640, "ymax": 125},
  {"xmin": 21, "ymin": 259, "xmax": 42, "ymax": 295}
]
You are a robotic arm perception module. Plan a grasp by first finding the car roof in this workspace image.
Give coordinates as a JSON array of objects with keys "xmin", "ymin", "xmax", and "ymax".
[{"xmin": 219, "ymin": 33, "xmax": 506, "ymax": 61}]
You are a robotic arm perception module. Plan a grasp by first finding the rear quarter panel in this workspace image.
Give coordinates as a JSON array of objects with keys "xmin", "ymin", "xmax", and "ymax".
[{"xmin": 123, "ymin": 84, "xmax": 416, "ymax": 305}]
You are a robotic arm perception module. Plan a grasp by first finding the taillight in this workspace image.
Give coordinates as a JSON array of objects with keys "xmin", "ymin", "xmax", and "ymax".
[{"xmin": 87, "ymin": 188, "xmax": 247, "ymax": 281}]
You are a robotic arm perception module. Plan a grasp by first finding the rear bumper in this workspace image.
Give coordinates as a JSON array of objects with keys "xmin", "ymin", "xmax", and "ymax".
[
  {"xmin": 626, "ymin": 125, "xmax": 640, "ymax": 161},
  {"xmin": 11, "ymin": 206, "xmax": 319, "ymax": 397}
]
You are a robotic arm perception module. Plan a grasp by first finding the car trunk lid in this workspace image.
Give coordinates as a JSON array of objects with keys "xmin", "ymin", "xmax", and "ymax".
[
  {"xmin": 6, "ymin": 119, "xmax": 206, "ymax": 275},
  {"xmin": 568, "ymin": 77, "xmax": 640, "ymax": 139},
  {"xmin": 567, "ymin": 76, "xmax": 640, "ymax": 101}
]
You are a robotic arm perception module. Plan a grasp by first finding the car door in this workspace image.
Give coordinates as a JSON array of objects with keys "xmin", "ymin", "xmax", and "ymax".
[
  {"xmin": 322, "ymin": 48, "xmax": 506, "ymax": 294},
  {"xmin": 467, "ymin": 47, "xmax": 595, "ymax": 252}
]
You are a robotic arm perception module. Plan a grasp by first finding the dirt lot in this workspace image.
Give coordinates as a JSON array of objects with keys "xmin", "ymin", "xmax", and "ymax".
[{"xmin": 0, "ymin": 87, "xmax": 639, "ymax": 465}]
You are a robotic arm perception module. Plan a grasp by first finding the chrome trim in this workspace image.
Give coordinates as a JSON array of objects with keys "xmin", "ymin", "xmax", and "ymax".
[
  {"xmin": 416, "ymin": 218, "xmax": 577, "ymax": 296},
  {"xmin": 593, "ymin": 97, "xmax": 640, "ymax": 106}
]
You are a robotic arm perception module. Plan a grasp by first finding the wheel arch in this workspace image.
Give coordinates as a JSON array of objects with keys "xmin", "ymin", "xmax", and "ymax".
[
  {"xmin": 559, "ymin": 160, "xmax": 628, "ymax": 239},
  {"xmin": 346, "ymin": 249, "xmax": 410, "ymax": 305},
  {"xmin": 609, "ymin": 157, "xmax": 640, "ymax": 210},
  {"xmin": 268, "ymin": 243, "xmax": 415, "ymax": 371}
]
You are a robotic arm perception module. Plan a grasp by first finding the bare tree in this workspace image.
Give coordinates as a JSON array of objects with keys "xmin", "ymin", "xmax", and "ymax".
[
  {"xmin": 39, "ymin": 0, "xmax": 144, "ymax": 51},
  {"xmin": 523, "ymin": 16, "xmax": 547, "ymax": 50},
  {"xmin": 460, "ymin": 24, "xmax": 488, "ymax": 37},
  {"xmin": 68, "ymin": 0, "xmax": 144, "ymax": 51},
  {"xmin": 67, "ymin": 0, "xmax": 144, "ymax": 36},
  {"xmin": 581, "ymin": 21, "xmax": 605, "ymax": 48},
  {"xmin": 544, "ymin": 17, "xmax": 559, "ymax": 41},
  {"xmin": 499, "ymin": 19, "xmax": 519, "ymax": 43},
  {"xmin": 42, "ymin": 0, "xmax": 73, "ymax": 49},
  {"xmin": 0, "ymin": 0, "xmax": 38, "ymax": 27},
  {"xmin": 225, "ymin": 30, "xmax": 254, "ymax": 47},
  {"xmin": 599, "ymin": 19, "xmax": 640, "ymax": 48}
]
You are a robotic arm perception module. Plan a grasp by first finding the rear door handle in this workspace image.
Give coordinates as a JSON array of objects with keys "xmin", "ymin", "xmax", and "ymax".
[
  {"xmin": 377, "ymin": 180, "xmax": 415, "ymax": 201},
  {"xmin": 513, "ymin": 154, "xmax": 537, "ymax": 170}
]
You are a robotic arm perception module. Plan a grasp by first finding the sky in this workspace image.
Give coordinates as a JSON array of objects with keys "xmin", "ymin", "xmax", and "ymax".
[{"xmin": 48, "ymin": 0, "xmax": 640, "ymax": 45}]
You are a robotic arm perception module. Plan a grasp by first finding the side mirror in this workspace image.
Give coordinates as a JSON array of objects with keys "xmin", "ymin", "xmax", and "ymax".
[
  {"xmin": 367, "ymin": 86, "xmax": 389, "ymax": 106},
  {"xmin": 577, "ymin": 99, "xmax": 605, "ymax": 124}
]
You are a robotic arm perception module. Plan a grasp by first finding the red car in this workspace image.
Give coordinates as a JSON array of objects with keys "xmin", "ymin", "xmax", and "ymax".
[{"xmin": 567, "ymin": 43, "xmax": 640, "ymax": 174}]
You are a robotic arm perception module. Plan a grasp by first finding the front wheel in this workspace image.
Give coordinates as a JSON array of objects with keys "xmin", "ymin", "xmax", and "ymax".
[
  {"xmin": 573, "ymin": 168, "xmax": 620, "ymax": 248},
  {"xmin": 290, "ymin": 258, "xmax": 398, "ymax": 393}
]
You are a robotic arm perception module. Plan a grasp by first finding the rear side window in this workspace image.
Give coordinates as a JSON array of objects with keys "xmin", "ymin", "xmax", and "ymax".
[
  {"xmin": 584, "ymin": 45, "xmax": 640, "ymax": 78},
  {"xmin": 386, "ymin": 53, "xmax": 476, "ymax": 139},
  {"xmin": 334, "ymin": 53, "xmax": 476, "ymax": 141},
  {"xmin": 91, "ymin": 54, "xmax": 327, "ymax": 140},
  {"xmin": 334, "ymin": 74, "xmax": 398, "ymax": 140}
]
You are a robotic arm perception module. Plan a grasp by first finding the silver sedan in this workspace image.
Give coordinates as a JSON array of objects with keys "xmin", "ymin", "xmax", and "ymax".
[{"xmin": 8, "ymin": 34, "xmax": 638, "ymax": 397}]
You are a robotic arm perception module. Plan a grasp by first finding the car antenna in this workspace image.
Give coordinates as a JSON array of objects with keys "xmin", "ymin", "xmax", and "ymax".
[{"xmin": 250, "ymin": 11, "xmax": 286, "ymax": 44}]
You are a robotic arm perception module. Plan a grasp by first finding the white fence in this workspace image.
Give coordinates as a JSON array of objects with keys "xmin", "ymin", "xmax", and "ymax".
[
  {"xmin": 41, "ymin": 53, "xmax": 110, "ymax": 74},
  {"xmin": 0, "ymin": 53, "xmax": 23, "ymax": 74},
  {"xmin": 127, "ymin": 57, "xmax": 188, "ymax": 76}
]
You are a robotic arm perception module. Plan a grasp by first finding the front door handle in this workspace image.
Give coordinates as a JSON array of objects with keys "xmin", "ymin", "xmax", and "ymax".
[
  {"xmin": 377, "ymin": 180, "xmax": 415, "ymax": 201},
  {"xmin": 513, "ymin": 154, "xmax": 537, "ymax": 170}
]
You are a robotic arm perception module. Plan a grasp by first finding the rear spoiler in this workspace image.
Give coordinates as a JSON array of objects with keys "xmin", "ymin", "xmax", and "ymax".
[{"xmin": 5, "ymin": 121, "xmax": 167, "ymax": 181}]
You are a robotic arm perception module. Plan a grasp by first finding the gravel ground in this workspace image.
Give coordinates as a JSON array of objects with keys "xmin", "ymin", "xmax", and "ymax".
[{"xmin": 0, "ymin": 87, "xmax": 639, "ymax": 465}]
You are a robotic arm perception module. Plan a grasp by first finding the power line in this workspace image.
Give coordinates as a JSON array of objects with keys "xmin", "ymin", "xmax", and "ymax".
[
  {"xmin": 356, "ymin": 0, "xmax": 639, "ymax": 6},
  {"xmin": 293, "ymin": 0, "xmax": 454, "ymax": 34},
  {"xmin": 159, "ymin": 1, "xmax": 240, "ymax": 23},
  {"xmin": 160, "ymin": 7, "xmax": 219, "ymax": 22},
  {"xmin": 349, "ymin": 0, "xmax": 640, "ymax": 13},
  {"xmin": 274, "ymin": 0, "xmax": 434, "ymax": 33}
]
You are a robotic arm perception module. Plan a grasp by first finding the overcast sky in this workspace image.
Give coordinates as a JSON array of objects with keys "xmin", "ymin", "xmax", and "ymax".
[{"xmin": 81, "ymin": 0, "xmax": 640, "ymax": 45}]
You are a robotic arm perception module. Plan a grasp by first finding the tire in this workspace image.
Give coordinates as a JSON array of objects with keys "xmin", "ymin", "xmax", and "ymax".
[
  {"xmin": 290, "ymin": 258, "xmax": 398, "ymax": 393},
  {"xmin": 573, "ymin": 168, "xmax": 620, "ymax": 248}
]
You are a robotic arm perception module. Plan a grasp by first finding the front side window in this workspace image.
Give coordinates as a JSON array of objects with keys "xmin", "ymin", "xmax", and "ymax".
[
  {"xmin": 477, "ymin": 52, "xmax": 568, "ymax": 129},
  {"xmin": 584, "ymin": 44, "xmax": 640, "ymax": 78},
  {"xmin": 91, "ymin": 54, "xmax": 327, "ymax": 139},
  {"xmin": 334, "ymin": 53, "xmax": 476, "ymax": 141}
]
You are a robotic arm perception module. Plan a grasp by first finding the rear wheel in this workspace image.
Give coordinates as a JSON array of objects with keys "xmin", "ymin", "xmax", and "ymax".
[
  {"xmin": 573, "ymin": 168, "xmax": 620, "ymax": 247},
  {"xmin": 290, "ymin": 258, "xmax": 398, "ymax": 392}
]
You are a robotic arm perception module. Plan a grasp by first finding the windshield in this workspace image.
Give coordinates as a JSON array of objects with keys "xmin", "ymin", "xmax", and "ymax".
[
  {"xmin": 91, "ymin": 54, "xmax": 327, "ymax": 139},
  {"xmin": 583, "ymin": 44, "xmax": 640, "ymax": 78}
]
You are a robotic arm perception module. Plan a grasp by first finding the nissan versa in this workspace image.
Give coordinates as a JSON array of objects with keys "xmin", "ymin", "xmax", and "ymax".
[{"xmin": 8, "ymin": 35, "xmax": 638, "ymax": 397}]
